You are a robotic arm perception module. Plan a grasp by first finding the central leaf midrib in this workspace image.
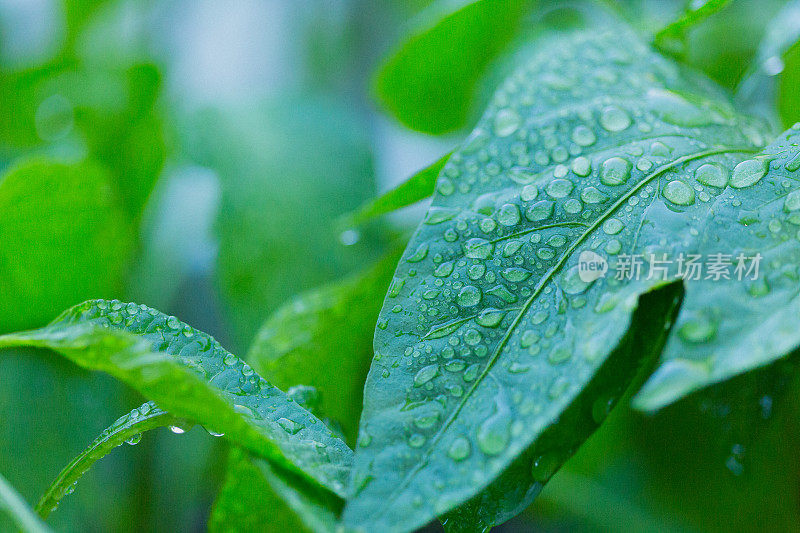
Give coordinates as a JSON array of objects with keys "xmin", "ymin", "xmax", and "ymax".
[{"xmin": 373, "ymin": 144, "xmax": 759, "ymax": 518}]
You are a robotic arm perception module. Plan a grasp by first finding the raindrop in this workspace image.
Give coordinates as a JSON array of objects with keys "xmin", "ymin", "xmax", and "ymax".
[
  {"xmin": 457, "ymin": 285, "xmax": 482, "ymax": 307},
  {"xmin": 730, "ymin": 159, "xmax": 767, "ymax": 188},
  {"xmin": 695, "ymin": 163, "xmax": 728, "ymax": 188},
  {"xmin": 663, "ymin": 180, "xmax": 695, "ymax": 205},
  {"xmin": 447, "ymin": 437, "xmax": 472, "ymax": 461},
  {"xmin": 600, "ymin": 157, "xmax": 631, "ymax": 186},
  {"xmin": 546, "ymin": 179, "xmax": 574, "ymax": 198},
  {"xmin": 526, "ymin": 200, "xmax": 554, "ymax": 221},
  {"xmin": 494, "ymin": 108, "xmax": 521, "ymax": 137},
  {"xmin": 600, "ymin": 106, "xmax": 631, "ymax": 132},
  {"xmin": 497, "ymin": 203, "xmax": 521, "ymax": 226}
]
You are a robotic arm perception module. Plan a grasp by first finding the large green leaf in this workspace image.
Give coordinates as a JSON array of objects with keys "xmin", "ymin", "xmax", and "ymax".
[
  {"xmin": 374, "ymin": 0, "xmax": 533, "ymax": 134},
  {"xmin": 344, "ymin": 25, "xmax": 773, "ymax": 531},
  {"xmin": 0, "ymin": 474, "xmax": 51, "ymax": 533},
  {"xmin": 0, "ymin": 300, "xmax": 352, "ymax": 496},
  {"xmin": 634, "ymin": 125, "xmax": 800, "ymax": 410},
  {"xmin": 0, "ymin": 160, "xmax": 134, "ymax": 333}
]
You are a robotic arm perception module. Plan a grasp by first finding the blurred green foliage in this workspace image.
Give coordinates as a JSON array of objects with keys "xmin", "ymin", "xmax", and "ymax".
[{"xmin": 2, "ymin": 0, "xmax": 800, "ymax": 531}]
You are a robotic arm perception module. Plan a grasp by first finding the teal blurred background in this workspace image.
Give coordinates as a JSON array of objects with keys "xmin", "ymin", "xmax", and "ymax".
[{"xmin": 0, "ymin": 1, "xmax": 798, "ymax": 531}]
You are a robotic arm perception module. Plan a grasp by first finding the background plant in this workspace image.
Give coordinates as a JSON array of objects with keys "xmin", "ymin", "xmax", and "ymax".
[{"xmin": 2, "ymin": 1, "xmax": 800, "ymax": 532}]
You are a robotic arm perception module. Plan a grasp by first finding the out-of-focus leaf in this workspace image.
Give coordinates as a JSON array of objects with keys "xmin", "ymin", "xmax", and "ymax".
[
  {"xmin": 737, "ymin": 0, "xmax": 800, "ymax": 129},
  {"xmin": 0, "ymin": 160, "xmax": 134, "ymax": 333},
  {"xmin": 654, "ymin": 0, "xmax": 731, "ymax": 59},
  {"xmin": 35, "ymin": 402, "xmax": 175, "ymax": 518},
  {"xmin": 0, "ymin": 299, "xmax": 353, "ymax": 496},
  {"xmin": 0, "ymin": 474, "xmax": 51, "ymax": 533},
  {"xmin": 344, "ymin": 153, "xmax": 450, "ymax": 228},
  {"xmin": 374, "ymin": 0, "xmax": 534, "ymax": 134},
  {"xmin": 248, "ymin": 247, "xmax": 403, "ymax": 443},
  {"xmin": 184, "ymin": 96, "xmax": 380, "ymax": 347},
  {"xmin": 344, "ymin": 22, "xmax": 770, "ymax": 531}
]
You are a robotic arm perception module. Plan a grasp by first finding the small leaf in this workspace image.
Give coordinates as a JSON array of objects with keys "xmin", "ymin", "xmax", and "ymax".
[
  {"xmin": 0, "ymin": 473, "xmax": 51, "ymax": 533},
  {"xmin": 35, "ymin": 402, "xmax": 177, "ymax": 518},
  {"xmin": 346, "ymin": 23, "xmax": 772, "ymax": 532},
  {"xmin": 342, "ymin": 154, "xmax": 451, "ymax": 228},
  {"xmin": 374, "ymin": 0, "xmax": 533, "ymax": 134},
  {"xmin": 0, "ymin": 300, "xmax": 353, "ymax": 497}
]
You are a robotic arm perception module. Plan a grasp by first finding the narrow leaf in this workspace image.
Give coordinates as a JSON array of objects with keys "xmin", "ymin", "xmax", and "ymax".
[
  {"xmin": 36, "ymin": 402, "xmax": 177, "ymax": 519},
  {"xmin": 345, "ymin": 24, "xmax": 771, "ymax": 532},
  {"xmin": 0, "ymin": 474, "xmax": 51, "ymax": 533},
  {"xmin": 0, "ymin": 300, "xmax": 353, "ymax": 497},
  {"xmin": 654, "ymin": 0, "xmax": 732, "ymax": 59},
  {"xmin": 374, "ymin": 0, "xmax": 533, "ymax": 134},
  {"xmin": 342, "ymin": 154, "xmax": 450, "ymax": 229}
]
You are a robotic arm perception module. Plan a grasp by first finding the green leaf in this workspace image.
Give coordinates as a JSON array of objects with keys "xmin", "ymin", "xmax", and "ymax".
[
  {"xmin": 343, "ymin": 153, "xmax": 451, "ymax": 228},
  {"xmin": 0, "ymin": 300, "xmax": 353, "ymax": 496},
  {"xmin": 344, "ymin": 25, "xmax": 772, "ymax": 532},
  {"xmin": 0, "ymin": 160, "xmax": 134, "ymax": 333},
  {"xmin": 440, "ymin": 282, "xmax": 682, "ymax": 531},
  {"xmin": 737, "ymin": 0, "xmax": 800, "ymax": 129},
  {"xmin": 210, "ymin": 449, "xmax": 309, "ymax": 533},
  {"xmin": 35, "ymin": 402, "xmax": 177, "ymax": 518},
  {"xmin": 0, "ymin": 474, "xmax": 51, "ymax": 533},
  {"xmin": 210, "ymin": 448, "xmax": 342, "ymax": 533},
  {"xmin": 654, "ymin": 0, "xmax": 732, "ymax": 59},
  {"xmin": 374, "ymin": 0, "xmax": 534, "ymax": 134},
  {"xmin": 211, "ymin": 249, "xmax": 403, "ymax": 531},
  {"xmin": 634, "ymin": 125, "xmax": 800, "ymax": 411},
  {"xmin": 248, "ymin": 248, "xmax": 404, "ymax": 444}
]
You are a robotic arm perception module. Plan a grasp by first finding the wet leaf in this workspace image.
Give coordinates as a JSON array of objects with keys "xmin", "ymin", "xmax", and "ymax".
[
  {"xmin": 34, "ymin": 402, "xmax": 176, "ymax": 518},
  {"xmin": 0, "ymin": 300, "xmax": 353, "ymax": 497},
  {"xmin": 635, "ymin": 125, "xmax": 800, "ymax": 410},
  {"xmin": 345, "ymin": 24, "xmax": 777, "ymax": 532}
]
